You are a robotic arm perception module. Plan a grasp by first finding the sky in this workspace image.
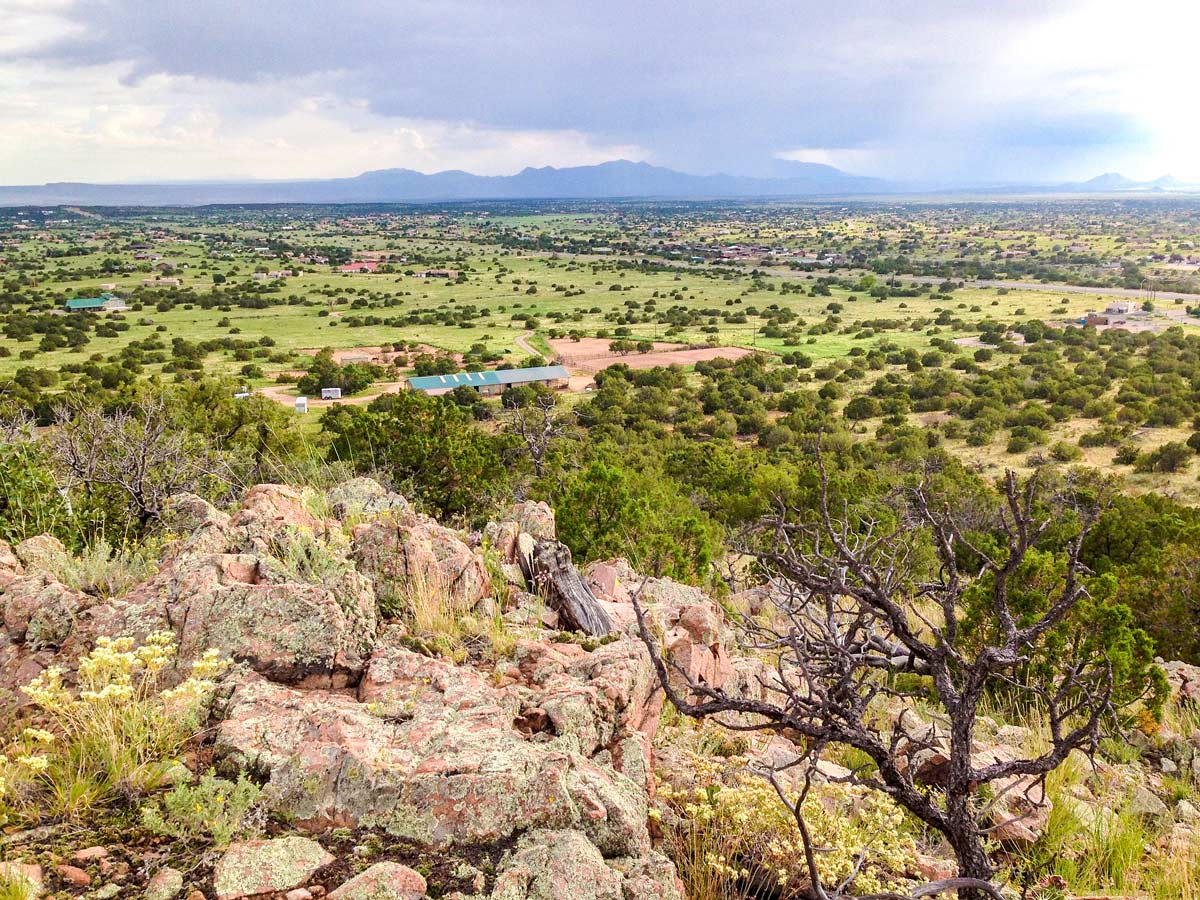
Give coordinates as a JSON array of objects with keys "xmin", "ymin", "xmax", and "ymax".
[{"xmin": 1, "ymin": 0, "xmax": 1196, "ymax": 186}]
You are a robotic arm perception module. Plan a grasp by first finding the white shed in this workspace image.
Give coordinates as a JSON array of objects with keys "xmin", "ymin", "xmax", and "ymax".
[{"xmin": 295, "ymin": 396, "xmax": 308, "ymax": 414}]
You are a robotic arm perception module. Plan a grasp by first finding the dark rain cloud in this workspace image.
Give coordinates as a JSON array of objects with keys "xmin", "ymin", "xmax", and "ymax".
[{"xmin": 13, "ymin": 0, "xmax": 1132, "ymax": 180}]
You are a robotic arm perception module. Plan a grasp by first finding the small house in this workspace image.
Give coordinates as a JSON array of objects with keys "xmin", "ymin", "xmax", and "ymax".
[{"xmin": 1106, "ymin": 301, "xmax": 1136, "ymax": 315}]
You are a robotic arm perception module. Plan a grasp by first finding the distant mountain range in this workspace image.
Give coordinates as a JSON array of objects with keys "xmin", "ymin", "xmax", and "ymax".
[{"xmin": 0, "ymin": 160, "xmax": 1196, "ymax": 207}]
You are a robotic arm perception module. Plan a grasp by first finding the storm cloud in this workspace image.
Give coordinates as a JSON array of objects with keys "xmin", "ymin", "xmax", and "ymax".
[{"xmin": 1, "ymin": 0, "xmax": 1192, "ymax": 184}]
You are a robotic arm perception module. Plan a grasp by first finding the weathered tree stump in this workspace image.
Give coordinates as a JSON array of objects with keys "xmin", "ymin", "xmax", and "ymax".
[{"xmin": 524, "ymin": 540, "xmax": 614, "ymax": 636}]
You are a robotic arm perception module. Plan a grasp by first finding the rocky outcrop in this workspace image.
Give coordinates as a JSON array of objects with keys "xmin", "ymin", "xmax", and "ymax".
[
  {"xmin": 584, "ymin": 559, "xmax": 736, "ymax": 697},
  {"xmin": 120, "ymin": 552, "xmax": 376, "ymax": 688},
  {"xmin": 352, "ymin": 519, "xmax": 490, "ymax": 608},
  {"xmin": 0, "ymin": 480, "xmax": 740, "ymax": 899},
  {"xmin": 215, "ymin": 646, "xmax": 657, "ymax": 864}
]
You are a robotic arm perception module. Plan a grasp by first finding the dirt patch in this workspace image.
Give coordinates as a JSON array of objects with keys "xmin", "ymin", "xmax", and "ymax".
[
  {"xmin": 296, "ymin": 345, "xmax": 461, "ymax": 365},
  {"xmin": 548, "ymin": 337, "xmax": 753, "ymax": 374},
  {"xmin": 258, "ymin": 381, "xmax": 406, "ymax": 409}
]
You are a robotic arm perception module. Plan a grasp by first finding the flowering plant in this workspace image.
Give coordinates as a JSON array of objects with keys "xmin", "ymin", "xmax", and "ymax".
[{"xmin": 0, "ymin": 631, "xmax": 229, "ymax": 822}]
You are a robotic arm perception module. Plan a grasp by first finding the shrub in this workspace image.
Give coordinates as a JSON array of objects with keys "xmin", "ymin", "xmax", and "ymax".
[
  {"xmin": 656, "ymin": 755, "xmax": 916, "ymax": 899},
  {"xmin": 0, "ymin": 633, "xmax": 228, "ymax": 822},
  {"xmin": 0, "ymin": 442, "xmax": 69, "ymax": 545},
  {"xmin": 1049, "ymin": 441, "xmax": 1083, "ymax": 462},
  {"xmin": 141, "ymin": 771, "xmax": 261, "ymax": 848},
  {"xmin": 38, "ymin": 537, "xmax": 163, "ymax": 599},
  {"xmin": 1135, "ymin": 442, "xmax": 1191, "ymax": 474}
]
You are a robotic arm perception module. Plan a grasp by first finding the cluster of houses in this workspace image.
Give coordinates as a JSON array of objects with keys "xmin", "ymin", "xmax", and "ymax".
[
  {"xmin": 661, "ymin": 242, "xmax": 849, "ymax": 266},
  {"xmin": 1082, "ymin": 300, "xmax": 1139, "ymax": 327}
]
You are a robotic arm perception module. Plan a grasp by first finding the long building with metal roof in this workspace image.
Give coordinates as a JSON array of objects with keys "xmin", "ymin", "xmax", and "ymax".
[{"xmin": 407, "ymin": 365, "xmax": 569, "ymax": 395}]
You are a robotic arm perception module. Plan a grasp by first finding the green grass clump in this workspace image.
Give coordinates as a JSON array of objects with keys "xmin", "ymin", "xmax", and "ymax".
[{"xmin": 141, "ymin": 770, "xmax": 262, "ymax": 848}]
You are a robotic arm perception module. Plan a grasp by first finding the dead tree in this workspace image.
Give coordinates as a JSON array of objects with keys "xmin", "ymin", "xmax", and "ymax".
[
  {"xmin": 635, "ymin": 461, "xmax": 1156, "ymax": 899},
  {"xmin": 526, "ymin": 539, "xmax": 614, "ymax": 636},
  {"xmin": 506, "ymin": 394, "xmax": 576, "ymax": 479},
  {"xmin": 51, "ymin": 393, "xmax": 230, "ymax": 525}
]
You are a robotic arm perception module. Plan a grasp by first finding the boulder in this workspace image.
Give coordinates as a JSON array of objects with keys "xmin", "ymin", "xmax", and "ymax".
[
  {"xmin": 488, "ymin": 830, "xmax": 623, "ymax": 900},
  {"xmin": 328, "ymin": 862, "xmax": 426, "ymax": 900},
  {"xmin": 352, "ymin": 520, "xmax": 490, "ymax": 608},
  {"xmin": 212, "ymin": 836, "xmax": 333, "ymax": 900},
  {"xmin": 2, "ymin": 574, "xmax": 92, "ymax": 650},
  {"xmin": 121, "ymin": 552, "xmax": 375, "ymax": 687},
  {"xmin": 216, "ymin": 650, "xmax": 651, "ymax": 858},
  {"xmin": 326, "ymin": 478, "xmax": 413, "ymax": 522},
  {"xmin": 160, "ymin": 493, "xmax": 232, "ymax": 555},
  {"xmin": 229, "ymin": 484, "xmax": 327, "ymax": 554},
  {"xmin": 13, "ymin": 534, "xmax": 65, "ymax": 571},
  {"xmin": 1159, "ymin": 659, "xmax": 1200, "ymax": 706},
  {"xmin": 488, "ymin": 830, "xmax": 681, "ymax": 900}
]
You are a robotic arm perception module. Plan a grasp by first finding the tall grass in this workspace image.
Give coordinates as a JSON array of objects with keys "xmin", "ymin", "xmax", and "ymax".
[{"xmin": 38, "ymin": 536, "xmax": 163, "ymax": 599}]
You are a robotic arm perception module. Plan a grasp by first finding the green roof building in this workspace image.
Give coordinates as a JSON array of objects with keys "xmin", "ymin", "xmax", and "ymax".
[{"xmin": 65, "ymin": 293, "xmax": 125, "ymax": 312}]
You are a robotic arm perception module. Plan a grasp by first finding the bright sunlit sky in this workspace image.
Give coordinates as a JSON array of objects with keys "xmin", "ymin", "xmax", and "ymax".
[{"xmin": 2, "ymin": 0, "xmax": 1196, "ymax": 186}]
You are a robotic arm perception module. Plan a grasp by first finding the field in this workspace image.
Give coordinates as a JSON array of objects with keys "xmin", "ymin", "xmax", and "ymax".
[{"xmin": 4, "ymin": 199, "xmax": 1200, "ymax": 498}]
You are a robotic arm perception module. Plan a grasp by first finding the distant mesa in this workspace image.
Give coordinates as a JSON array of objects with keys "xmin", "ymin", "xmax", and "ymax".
[
  {"xmin": 0, "ymin": 161, "xmax": 1196, "ymax": 207},
  {"xmin": 0, "ymin": 159, "xmax": 887, "ymax": 206}
]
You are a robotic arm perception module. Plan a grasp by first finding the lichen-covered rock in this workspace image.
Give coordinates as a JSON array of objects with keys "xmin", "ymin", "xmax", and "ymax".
[
  {"xmin": 216, "ymin": 649, "xmax": 651, "ymax": 858},
  {"xmin": 326, "ymin": 477, "xmax": 413, "ymax": 522},
  {"xmin": 229, "ymin": 484, "xmax": 327, "ymax": 553},
  {"xmin": 327, "ymin": 862, "xmax": 426, "ymax": 900},
  {"xmin": 487, "ymin": 830, "xmax": 681, "ymax": 900},
  {"xmin": 146, "ymin": 866, "xmax": 185, "ymax": 900},
  {"xmin": 13, "ymin": 534, "xmax": 65, "ymax": 571},
  {"xmin": 0, "ymin": 540, "xmax": 23, "ymax": 589},
  {"xmin": 212, "ymin": 836, "xmax": 333, "ymax": 900},
  {"xmin": 489, "ymin": 830, "xmax": 622, "ymax": 900},
  {"xmin": 352, "ymin": 519, "xmax": 490, "ymax": 606},
  {"xmin": 2, "ymin": 574, "xmax": 92, "ymax": 649},
  {"xmin": 160, "ymin": 493, "xmax": 232, "ymax": 555},
  {"xmin": 120, "ymin": 552, "xmax": 375, "ymax": 687},
  {"xmin": 0, "ymin": 861, "xmax": 43, "ymax": 896}
]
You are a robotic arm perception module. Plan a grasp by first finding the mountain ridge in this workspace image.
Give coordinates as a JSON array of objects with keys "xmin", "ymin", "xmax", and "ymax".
[{"xmin": 1, "ymin": 160, "xmax": 1197, "ymax": 207}]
